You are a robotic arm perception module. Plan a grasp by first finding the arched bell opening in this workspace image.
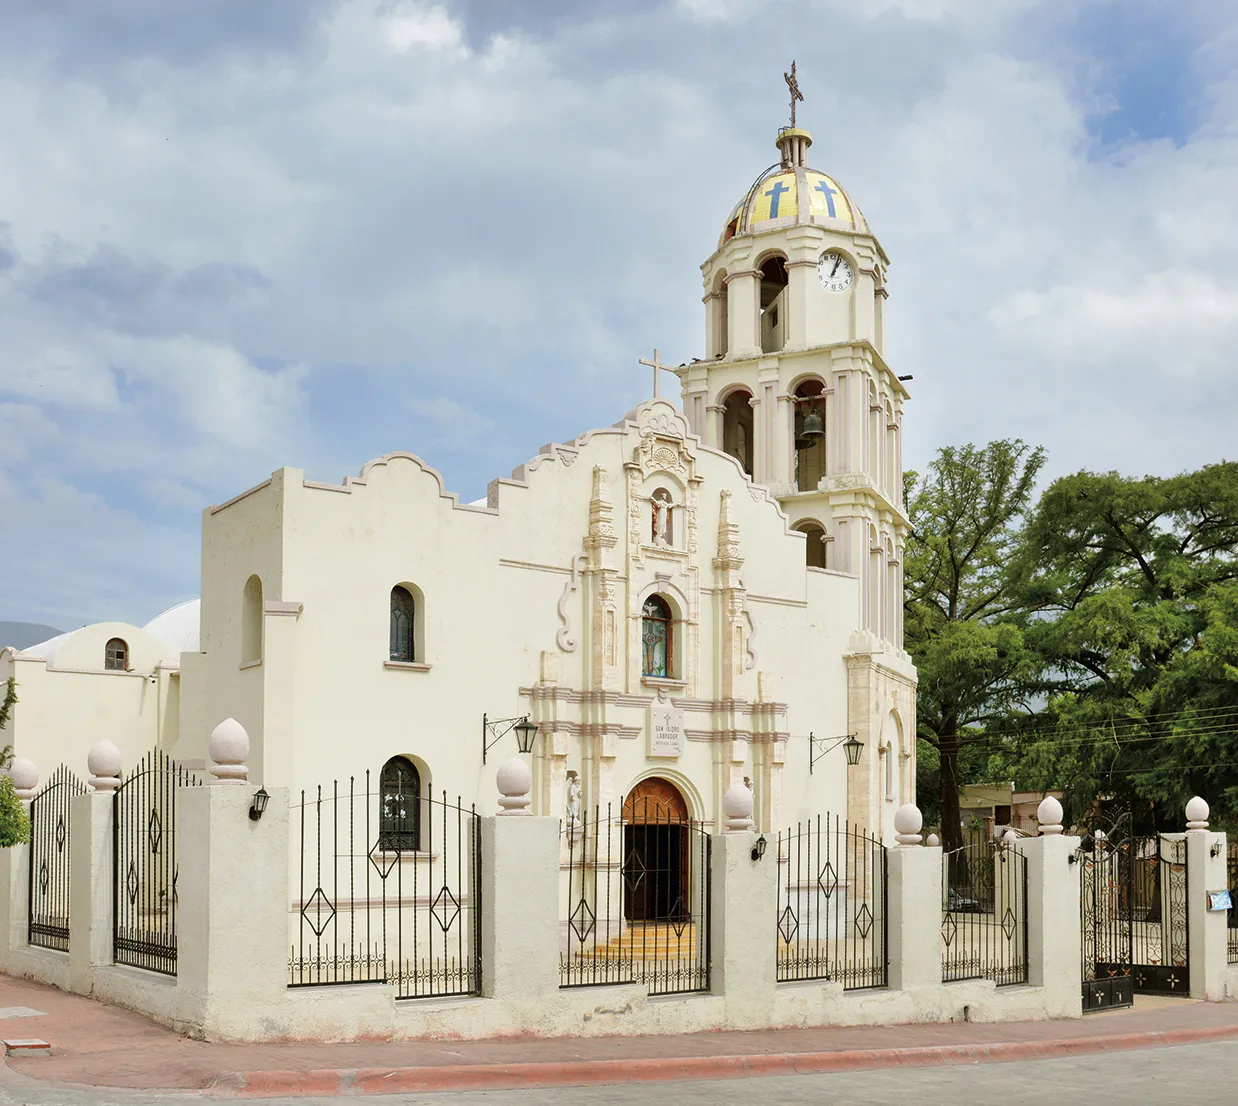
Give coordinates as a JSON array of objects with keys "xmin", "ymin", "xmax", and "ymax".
[
  {"xmin": 721, "ymin": 388, "xmax": 754, "ymax": 477},
  {"xmin": 793, "ymin": 378, "xmax": 826, "ymax": 491},
  {"xmin": 793, "ymin": 520, "xmax": 828, "ymax": 570},
  {"xmin": 759, "ymin": 254, "xmax": 789, "ymax": 353}
]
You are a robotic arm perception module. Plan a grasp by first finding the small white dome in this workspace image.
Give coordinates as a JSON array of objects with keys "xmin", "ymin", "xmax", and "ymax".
[{"xmin": 142, "ymin": 599, "xmax": 201, "ymax": 658}]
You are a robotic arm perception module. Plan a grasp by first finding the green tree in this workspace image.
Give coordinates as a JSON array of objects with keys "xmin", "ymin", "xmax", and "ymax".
[
  {"xmin": 0, "ymin": 776, "xmax": 29, "ymax": 847},
  {"xmin": 904, "ymin": 440, "xmax": 1046, "ymax": 852},
  {"xmin": 0, "ymin": 676, "xmax": 15, "ymax": 768},
  {"xmin": 1014, "ymin": 463, "xmax": 1238, "ymax": 828}
]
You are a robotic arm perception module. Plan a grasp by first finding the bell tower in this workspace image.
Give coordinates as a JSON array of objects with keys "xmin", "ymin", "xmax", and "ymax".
[{"xmin": 674, "ymin": 78, "xmax": 916, "ymax": 838}]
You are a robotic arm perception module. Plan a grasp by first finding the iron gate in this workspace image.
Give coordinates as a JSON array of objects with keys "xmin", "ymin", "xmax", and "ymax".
[
  {"xmin": 1078, "ymin": 832, "xmax": 1189, "ymax": 1011},
  {"xmin": 941, "ymin": 841, "xmax": 1028, "ymax": 986},
  {"xmin": 28, "ymin": 765, "xmax": 86, "ymax": 952},
  {"xmin": 560, "ymin": 803, "xmax": 711, "ymax": 995},
  {"xmin": 113, "ymin": 751, "xmax": 201, "ymax": 975},
  {"xmin": 288, "ymin": 775, "xmax": 482, "ymax": 999}
]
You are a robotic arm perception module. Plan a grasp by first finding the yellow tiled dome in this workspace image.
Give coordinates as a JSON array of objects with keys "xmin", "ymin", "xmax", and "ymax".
[{"xmin": 720, "ymin": 130, "xmax": 868, "ymax": 246}]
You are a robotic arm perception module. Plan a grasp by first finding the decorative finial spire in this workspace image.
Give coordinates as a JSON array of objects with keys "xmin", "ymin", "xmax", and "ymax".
[{"xmin": 784, "ymin": 60, "xmax": 804, "ymax": 129}]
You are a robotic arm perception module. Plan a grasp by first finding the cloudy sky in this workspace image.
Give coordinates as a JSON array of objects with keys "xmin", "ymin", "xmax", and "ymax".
[{"xmin": 2, "ymin": 0, "xmax": 1236, "ymax": 629}]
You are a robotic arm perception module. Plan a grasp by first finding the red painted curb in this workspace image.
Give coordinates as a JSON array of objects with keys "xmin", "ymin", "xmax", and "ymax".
[{"xmin": 211, "ymin": 1023, "xmax": 1238, "ymax": 1098}]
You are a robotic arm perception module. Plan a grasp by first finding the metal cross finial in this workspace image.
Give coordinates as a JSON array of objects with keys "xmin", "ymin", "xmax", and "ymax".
[
  {"xmin": 638, "ymin": 348, "xmax": 672, "ymax": 399},
  {"xmin": 784, "ymin": 60, "xmax": 804, "ymax": 128}
]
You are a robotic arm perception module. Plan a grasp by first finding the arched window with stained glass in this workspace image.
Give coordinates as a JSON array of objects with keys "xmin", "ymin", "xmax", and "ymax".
[
  {"xmin": 379, "ymin": 756, "xmax": 421, "ymax": 851},
  {"xmin": 390, "ymin": 585, "xmax": 416, "ymax": 662},
  {"xmin": 641, "ymin": 595, "xmax": 673, "ymax": 679}
]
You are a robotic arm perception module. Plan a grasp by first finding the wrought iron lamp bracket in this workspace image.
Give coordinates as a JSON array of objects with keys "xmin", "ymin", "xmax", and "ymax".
[
  {"xmin": 482, "ymin": 713, "xmax": 538, "ymax": 764},
  {"xmin": 808, "ymin": 731, "xmax": 861, "ymax": 774}
]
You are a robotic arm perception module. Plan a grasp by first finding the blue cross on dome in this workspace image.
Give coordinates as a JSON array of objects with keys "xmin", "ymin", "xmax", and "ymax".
[
  {"xmin": 764, "ymin": 179, "xmax": 791, "ymax": 218},
  {"xmin": 815, "ymin": 179, "xmax": 839, "ymax": 218}
]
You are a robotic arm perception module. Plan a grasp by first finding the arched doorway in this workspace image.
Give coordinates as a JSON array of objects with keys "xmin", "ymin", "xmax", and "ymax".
[{"xmin": 622, "ymin": 777, "xmax": 690, "ymax": 923}]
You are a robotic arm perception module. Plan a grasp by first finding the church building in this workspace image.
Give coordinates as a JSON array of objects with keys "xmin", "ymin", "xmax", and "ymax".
[{"xmin": 5, "ymin": 114, "xmax": 916, "ymax": 847}]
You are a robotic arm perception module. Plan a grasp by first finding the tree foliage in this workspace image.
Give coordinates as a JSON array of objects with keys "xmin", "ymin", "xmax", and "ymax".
[
  {"xmin": 0, "ymin": 676, "xmax": 15, "ymax": 769},
  {"xmin": 0, "ymin": 776, "xmax": 29, "ymax": 848},
  {"xmin": 904, "ymin": 440, "xmax": 1046, "ymax": 851}
]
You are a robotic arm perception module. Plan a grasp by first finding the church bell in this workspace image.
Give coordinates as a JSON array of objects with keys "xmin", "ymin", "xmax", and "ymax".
[{"xmin": 796, "ymin": 406, "xmax": 824, "ymax": 449}]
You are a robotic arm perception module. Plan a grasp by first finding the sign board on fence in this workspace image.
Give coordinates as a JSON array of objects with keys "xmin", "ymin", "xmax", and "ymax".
[
  {"xmin": 1208, "ymin": 889, "xmax": 1232, "ymax": 912},
  {"xmin": 648, "ymin": 707, "xmax": 685, "ymax": 758}
]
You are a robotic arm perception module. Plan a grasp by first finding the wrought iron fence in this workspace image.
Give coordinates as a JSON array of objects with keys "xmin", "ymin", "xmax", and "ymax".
[
  {"xmin": 560, "ymin": 801, "xmax": 711, "ymax": 995},
  {"xmin": 1229, "ymin": 840, "xmax": 1238, "ymax": 965},
  {"xmin": 1078, "ymin": 834, "xmax": 1135, "ymax": 1012},
  {"xmin": 28, "ymin": 765, "xmax": 86, "ymax": 952},
  {"xmin": 1128, "ymin": 835, "xmax": 1189, "ymax": 993},
  {"xmin": 289, "ymin": 774, "xmax": 481, "ymax": 1000},
  {"xmin": 113, "ymin": 751, "xmax": 201, "ymax": 975},
  {"xmin": 775, "ymin": 815, "xmax": 887, "ymax": 989},
  {"xmin": 941, "ymin": 841, "xmax": 1028, "ymax": 986}
]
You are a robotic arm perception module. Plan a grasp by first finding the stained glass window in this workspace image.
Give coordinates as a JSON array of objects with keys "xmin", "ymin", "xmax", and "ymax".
[
  {"xmin": 641, "ymin": 595, "xmax": 672, "ymax": 678},
  {"xmin": 379, "ymin": 756, "xmax": 420, "ymax": 851},
  {"xmin": 390, "ymin": 586, "xmax": 415, "ymax": 662}
]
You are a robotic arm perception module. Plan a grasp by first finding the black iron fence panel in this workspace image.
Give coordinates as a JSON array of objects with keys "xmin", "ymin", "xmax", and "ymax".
[
  {"xmin": 1228, "ymin": 840, "xmax": 1238, "ymax": 965},
  {"xmin": 1078, "ymin": 835, "xmax": 1134, "ymax": 1012},
  {"xmin": 1129, "ymin": 835, "xmax": 1189, "ymax": 995},
  {"xmin": 289, "ymin": 775, "xmax": 481, "ymax": 1000},
  {"xmin": 560, "ymin": 802, "xmax": 711, "ymax": 995},
  {"xmin": 28, "ymin": 765, "xmax": 87, "ymax": 952},
  {"xmin": 941, "ymin": 841, "xmax": 1028, "ymax": 986},
  {"xmin": 775, "ymin": 815, "xmax": 887, "ymax": 989},
  {"xmin": 113, "ymin": 750, "xmax": 201, "ymax": 975}
]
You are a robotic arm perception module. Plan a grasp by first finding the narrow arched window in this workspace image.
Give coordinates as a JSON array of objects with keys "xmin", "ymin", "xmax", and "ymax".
[
  {"xmin": 379, "ymin": 756, "xmax": 421, "ymax": 851},
  {"xmin": 242, "ymin": 574, "xmax": 263, "ymax": 664},
  {"xmin": 104, "ymin": 638, "xmax": 128, "ymax": 671},
  {"xmin": 641, "ymin": 595, "xmax": 672, "ymax": 678},
  {"xmin": 390, "ymin": 586, "xmax": 416, "ymax": 662}
]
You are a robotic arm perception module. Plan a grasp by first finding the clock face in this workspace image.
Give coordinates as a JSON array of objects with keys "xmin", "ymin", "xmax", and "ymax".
[{"xmin": 817, "ymin": 251, "xmax": 854, "ymax": 293}]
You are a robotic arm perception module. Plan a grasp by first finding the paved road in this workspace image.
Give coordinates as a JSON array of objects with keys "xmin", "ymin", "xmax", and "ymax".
[{"xmin": 1, "ymin": 1039, "xmax": 1231, "ymax": 1106}]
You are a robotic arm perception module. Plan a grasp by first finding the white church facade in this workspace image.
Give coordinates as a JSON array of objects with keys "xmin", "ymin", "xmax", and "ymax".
[{"xmin": 4, "ymin": 120, "xmax": 916, "ymax": 845}]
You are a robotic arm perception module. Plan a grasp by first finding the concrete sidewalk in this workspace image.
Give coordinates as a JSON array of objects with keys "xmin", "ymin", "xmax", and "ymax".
[{"xmin": 2, "ymin": 974, "xmax": 1237, "ymax": 1099}]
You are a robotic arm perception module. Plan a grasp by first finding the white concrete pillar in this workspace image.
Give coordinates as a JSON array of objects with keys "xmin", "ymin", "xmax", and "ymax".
[
  {"xmin": 886, "ymin": 841, "xmax": 942, "ymax": 990},
  {"xmin": 68, "ymin": 792, "xmax": 113, "ymax": 990},
  {"xmin": 726, "ymin": 272, "xmax": 760, "ymax": 359},
  {"xmin": 1020, "ymin": 833, "xmax": 1082, "ymax": 1017},
  {"xmin": 709, "ymin": 831, "xmax": 777, "ymax": 1016},
  {"xmin": 1185, "ymin": 823, "xmax": 1227, "ymax": 1001},
  {"xmin": 481, "ymin": 815, "xmax": 560, "ymax": 1007},
  {"xmin": 177, "ymin": 785, "xmax": 290, "ymax": 1038},
  {"xmin": 0, "ymin": 841, "xmax": 29, "ymax": 957}
]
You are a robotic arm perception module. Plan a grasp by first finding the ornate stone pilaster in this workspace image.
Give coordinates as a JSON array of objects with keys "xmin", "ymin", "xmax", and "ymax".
[
  {"xmin": 713, "ymin": 490, "xmax": 751, "ymax": 700},
  {"xmin": 585, "ymin": 466, "xmax": 621, "ymax": 691}
]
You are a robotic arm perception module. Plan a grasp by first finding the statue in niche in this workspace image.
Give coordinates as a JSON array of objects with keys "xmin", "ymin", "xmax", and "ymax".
[
  {"xmin": 651, "ymin": 487, "xmax": 673, "ymax": 547},
  {"xmin": 566, "ymin": 771, "xmax": 582, "ymax": 827}
]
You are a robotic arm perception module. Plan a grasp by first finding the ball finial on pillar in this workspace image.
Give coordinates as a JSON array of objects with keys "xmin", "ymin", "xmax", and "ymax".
[
  {"xmin": 894, "ymin": 803, "xmax": 922, "ymax": 846},
  {"xmin": 1185, "ymin": 795, "xmax": 1210, "ymax": 831},
  {"xmin": 87, "ymin": 741, "xmax": 122, "ymax": 791},
  {"xmin": 723, "ymin": 782, "xmax": 754, "ymax": 833},
  {"xmin": 208, "ymin": 718, "xmax": 251, "ymax": 784},
  {"xmin": 1036, "ymin": 795, "xmax": 1064, "ymax": 835},
  {"xmin": 7, "ymin": 757, "xmax": 38, "ymax": 800},
  {"xmin": 496, "ymin": 755, "xmax": 532, "ymax": 816},
  {"xmin": 926, "ymin": 832, "xmax": 940, "ymax": 847}
]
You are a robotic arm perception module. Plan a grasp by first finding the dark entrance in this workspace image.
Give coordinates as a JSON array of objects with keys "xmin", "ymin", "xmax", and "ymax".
[
  {"xmin": 1079, "ymin": 830, "xmax": 1189, "ymax": 1012},
  {"xmin": 622, "ymin": 778, "xmax": 690, "ymax": 923}
]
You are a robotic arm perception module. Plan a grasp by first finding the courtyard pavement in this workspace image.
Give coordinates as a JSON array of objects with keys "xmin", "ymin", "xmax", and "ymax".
[{"xmin": 1, "ymin": 974, "xmax": 1237, "ymax": 1099}]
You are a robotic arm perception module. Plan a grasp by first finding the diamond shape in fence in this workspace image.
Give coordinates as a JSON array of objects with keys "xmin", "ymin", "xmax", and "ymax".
[
  {"xmin": 367, "ymin": 841, "xmax": 399, "ymax": 880},
  {"xmin": 126, "ymin": 860, "xmax": 139, "ymax": 906},
  {"xmin": 817, "ymin": 861, "xmax": 838, "ymax": 899},
  {"xmin": 622, "ymin": 851, "xmax": 647, "ymax": 894},
  {"xmin": 39, "ymin": 859, "xmax": 49, "ymax": 894},
  {"xmin": 569, "ymin": 897, "xmax": 596, "ymax": 943},
  {"xmin": 855, "ymin": 901, "xmax": 873, "ymax": 940},
  {"xmin": 778, "ymin": 904, "xmax": 799, "ymax": 944},
  {"xmin": 669, "ymin": 897, "xmax": 689, "ymax": 937},
  {"xmin": 55, "ymin": 814, "xmax": 66, "ymax": 853},
  {"xmin": 1001, "ymin": 907, "xmax": 1017, "ymax": 941},
  {"xmin": 941, "ymin": 913, "xmax": 957, "ymax": 948},
  {"xmin": 431, "ymin": 884, "xmax": 461, "ymax": 934},
  {"xmin": 148, "ymin": 808, "xmax": 163, "ymax": 855},
  {"xmin": 302, "ymin": 887, "xmax": 336, "ymax": 937}
]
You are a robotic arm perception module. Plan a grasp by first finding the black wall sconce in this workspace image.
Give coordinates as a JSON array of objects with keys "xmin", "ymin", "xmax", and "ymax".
[
  {"xmin": 751, "ymin": 834, "xmax": 768, "ymax": 862},
  {"xmin": 248, "ymin": 786, "xmax": 270, "ymax": 822},
  {"xmin": 482, "ymin": 714, "xmax": 539, "ymax": 764}
]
